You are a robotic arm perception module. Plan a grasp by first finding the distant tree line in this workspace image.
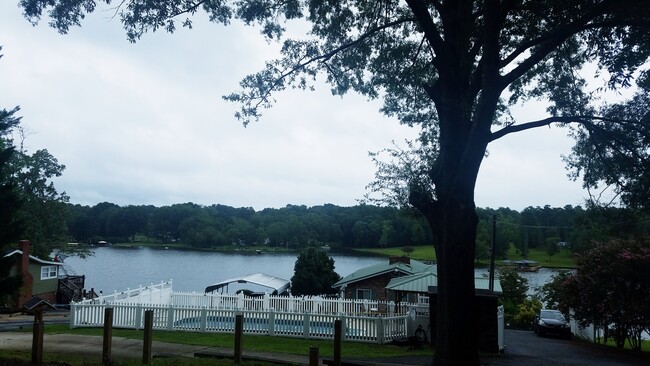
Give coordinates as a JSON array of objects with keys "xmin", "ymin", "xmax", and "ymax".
[{"xmin": 65, "ymin": 202, "xmax": 650, "ymax": 257}]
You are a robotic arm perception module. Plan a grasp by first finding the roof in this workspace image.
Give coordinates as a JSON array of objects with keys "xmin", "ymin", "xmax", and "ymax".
[
  {"xmin": 22, "ymin": 297, "xmax": 57, "ymax": 311},
  {"xmin": 204, "ymin": 273, "xmax": 290, "ymax": 294},
  {"xmin": 333, "ymin": 258, "xmax": 432, "ymax": 288},
  {"xmin": 3, "ymin": 250, "xmax": 63, "ymax": 266},
  {"xmin": 385, "ymin": 270, "xmax": 502, "ymax": 294}
]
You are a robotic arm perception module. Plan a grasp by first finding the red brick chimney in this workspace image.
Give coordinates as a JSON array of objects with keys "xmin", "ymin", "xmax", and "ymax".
[{"xmin": 18, "ymin": 240, "xmax": 33, "ymax": 308}]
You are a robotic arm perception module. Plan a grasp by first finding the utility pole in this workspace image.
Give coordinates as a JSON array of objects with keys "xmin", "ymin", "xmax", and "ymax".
[{"xmin": 489, "ymin": 215, "xmax": 496, "ymax": 292}]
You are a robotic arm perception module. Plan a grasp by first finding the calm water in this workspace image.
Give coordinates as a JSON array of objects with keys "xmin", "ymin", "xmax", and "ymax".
[
  {"xmin": 60, "ymin": 247, "xmax": 385, "ymax": 294},
  {"xmin": 60, "ymin": 247, "xmax": 559, "ymax": 295}
]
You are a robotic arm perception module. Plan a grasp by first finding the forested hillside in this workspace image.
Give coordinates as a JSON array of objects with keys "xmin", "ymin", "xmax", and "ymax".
[{"xmin": 65, "ymin": 202, "xmax": 650, "ymax": 259}]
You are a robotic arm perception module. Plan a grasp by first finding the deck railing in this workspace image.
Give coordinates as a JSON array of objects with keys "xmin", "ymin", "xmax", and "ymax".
[
  {"xmin": 76, "ymin": 281, "xmax": 413, "ymax": 317},
  {"xmin": 170, "ymin": 291, "xmax": 404, "ymax": 316},
  {"xmin": 69, "ymin": 303, "xmax": 409, "ymax": 344},
  {"xmin": 77, "ymin": 280, "xmax": 173, "ymax": 305}
]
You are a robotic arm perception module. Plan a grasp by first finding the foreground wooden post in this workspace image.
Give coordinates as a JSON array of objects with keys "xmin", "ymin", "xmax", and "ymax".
[
  {"xmin": 234, "ymin": 314, "xmax": 244, "ymax": 364},
  {"xmin": 333, "ymin": 319, "xmax": 342, "ymax": 366},
  {"xmin": 102, "ymin": 308, "xmax": 113, "ymax": 366},
  {"xmin": 309, "ymin": 346, "xmax": 320, "ymax": 366},
  {"xmin": 31, "ymin": 308, "xmax": 44, "ymax": 366},
  {"xmin": 143, "ymin": 310, "xmax": 154, "ymax": 364}
]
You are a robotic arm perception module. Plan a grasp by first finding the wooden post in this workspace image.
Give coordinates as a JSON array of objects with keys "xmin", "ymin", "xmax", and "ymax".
[
  {"xmin": 31, "ymin": 308, "xmax": 44, "ymax": 366},
  {"xmin": 143, "ymin": 310, "xmax": 154, "ymax": 364},
  {"xmin": 333, "ymin": 319, "xmax": 342, "ymax": 366},
  {"xmin": 234, "ymin": 314, "xmax": 244, "ymax": 364},
  {"xmin": 102, "ymin": 307, "xmax": 113, "ymax": 366},
  {"xmin": 309, "ymin": 346, "xmax": 320, "ymax": 366}
]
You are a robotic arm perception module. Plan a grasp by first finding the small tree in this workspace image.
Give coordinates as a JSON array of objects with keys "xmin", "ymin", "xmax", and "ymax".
[
  {"xmin": 498, "ymin": 267, "xmax": 529, "ymax": 327},
  {"xmin": 545, "ymin": 237, "xmax": 560, "ymax": 262},
  {"xmin": 564, "ymin": 238, "xmax": 650, "ymax": 350},
  {"xmin": 290, "ymin": 247, "xmax": 341, "ymax": 296},
  {"xmin": 539, "ymin": 270, "xmax": 574, "ymax": 318},
  {"xmin": 402, "ymin": 246, "xmax": 415, "ymax": 257}
]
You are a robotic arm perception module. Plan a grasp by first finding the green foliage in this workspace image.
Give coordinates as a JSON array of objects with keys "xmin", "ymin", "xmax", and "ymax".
[
  {"xmin": 0, "ymin": 104, "xmax": 24, "ymax": 249},
  {"xmin": 539, "ymin": 270, "xmax": 574, "ymax": 317},
  {"xmin": 563, "ymin": 238, "xmax": 650, "ymax": 351},
  {"xmin": 498, "ymin": 267, "xmax": 529, "ymax": 326},
  {"xmin": 0, "ymin": 100, "xmax": 68, "ymax": 257},
  {"xmin": 512, "ymin": 298, "xmax": 543, "ymax": 329},
  {"xmin": 401, "ymin": 246, "xmax": 414, "ymax": 256},
  {"xmin": 11, "ymin": 148, "xmax": 69, "ymax": 257},
  {"xmin": 290, "ymin": 247, "xmax": 341, "ymax": 296}
]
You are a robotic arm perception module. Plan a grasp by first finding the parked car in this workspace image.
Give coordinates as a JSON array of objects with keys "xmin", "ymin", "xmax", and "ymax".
[{"xmin": 533, "ymin": 309, "xmax": 571, "ymax": 338}]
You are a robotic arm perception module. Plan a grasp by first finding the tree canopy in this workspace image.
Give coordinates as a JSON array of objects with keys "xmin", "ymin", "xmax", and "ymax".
[
  {"xmin": 15, "ymin": 1, "xmax": 650, "ymax": 364},
  {"xmin": 290, "ymin": 246, "xmax": 341, "ymax": 296},
  {"xmin": 562, "ymin": 238, "xmax": 650, "ymax": 351}
]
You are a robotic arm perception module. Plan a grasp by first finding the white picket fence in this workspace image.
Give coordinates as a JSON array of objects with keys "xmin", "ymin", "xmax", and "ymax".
[
  {"xmin": 78, "ymin": 280, "xmax": 409, "ymax": 317},
  {"xmin": 69, "ymin": 303, "xmax": 409, "ymax": 344}
]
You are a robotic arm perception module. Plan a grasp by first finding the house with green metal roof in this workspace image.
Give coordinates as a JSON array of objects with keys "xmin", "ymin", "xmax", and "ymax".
[{"xmin": 332, "ymin": 256, "xmax": 433, "ymax": 302}]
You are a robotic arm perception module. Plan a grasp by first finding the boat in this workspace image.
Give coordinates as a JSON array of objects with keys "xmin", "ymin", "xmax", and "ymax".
[{"xmin": 515, "ymin": 259, "xmax": 541, "ymax": 272}]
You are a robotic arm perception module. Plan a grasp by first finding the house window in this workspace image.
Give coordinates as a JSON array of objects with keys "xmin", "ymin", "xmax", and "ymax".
[
  {"xmin": 41, "ymin": 266, "xmax": 58, "ymax": 280},
  {"xmin": 356, "ymin": 289, "xmax": 374, "ymax": 300}
]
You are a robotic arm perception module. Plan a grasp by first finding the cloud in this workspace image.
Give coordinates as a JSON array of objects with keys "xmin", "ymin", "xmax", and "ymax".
[{"xmin": 1, "ymin": 3, "xmax": 588, "ymax": 211}]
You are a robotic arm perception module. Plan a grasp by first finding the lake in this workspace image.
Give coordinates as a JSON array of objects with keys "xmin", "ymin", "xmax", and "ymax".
[
  {"xmin": 60, "ymin": 247, "xmax": 560, "ymax": 295},
  {"xmin": 61, "ymin": 247, "xmax": 386, "ymax": 295}
]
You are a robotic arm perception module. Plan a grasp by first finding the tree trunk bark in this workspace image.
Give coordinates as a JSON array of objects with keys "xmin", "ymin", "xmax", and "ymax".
[{"xmin": 431, "ymin": 199, "xmax": 480, "ymax": 366}]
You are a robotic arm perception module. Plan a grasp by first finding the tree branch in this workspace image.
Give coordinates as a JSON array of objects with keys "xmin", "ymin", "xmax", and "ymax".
[
  {"xmin": 239, "ymin": 17, "xmax": 417, "ymax": 114},
  {"xmin": 489, "ymin": 115, "xmax": 638, "ymax": 142},
  {"xmin": 404, "ymin": 0, "xmax": 444, "ymax": 68}
]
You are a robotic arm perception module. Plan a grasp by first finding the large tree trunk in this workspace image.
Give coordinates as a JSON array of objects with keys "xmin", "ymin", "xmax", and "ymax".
[
  {"xmin": 432, "ymin": 200, "xmax": 480, "ymax": 366},
  {"xmin": 411, "ymin": 146, "xmax": 485, "ymax": 366}
]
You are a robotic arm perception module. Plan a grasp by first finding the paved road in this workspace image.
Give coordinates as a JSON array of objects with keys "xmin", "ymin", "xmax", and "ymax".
[{"xmin": 482, "ymin": 329, "xmax": 650, "ymax": 366}]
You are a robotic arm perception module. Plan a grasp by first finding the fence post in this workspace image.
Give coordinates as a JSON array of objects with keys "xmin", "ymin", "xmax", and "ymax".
[
  {"xmin": 135, "ymin": 304, "xmax": 143, "ymax": 329},
  {"xmin": 303, "ymin": 313, "xmax": 311, "ymax": 338},
  {"xmin": 143, "ymin": 310, "xmax": 153, "ymax": 364},
  {"xmin": 31, "ymin": 308, "xmax": 43, "ymax": 366},
  {"xmin": 309, "ymin": 346, "xmax": 319, "ymax": 366},
  {"xmin": 377, "ymin": 317, "xmax": 385, "ymax": 344},
  {"xmin": 69, "ymin": 302, "xmax": 76, "ymax": 328},
  {"xmin": 263, "ymin": 293, "xmax": 270, "ymax": 311},
  {"xmin": 333, "ymin": 319, "xmax": 342, "ymax": 366},
  {"xmin": 234, "ymin": 314, "xmax": 244, "ymax": 364},
  {"xmin": 200, "ymin": 307, "xmax": 208, "ymax": 332},
  {"xmin": 167, "ymin": 304, "xmax": 175, "ymax": 330},
  {"xmin": 268, "ymin": 309, "xmax": 275, "ymax": 336},
  {"xmin": 102, "ymin": 307, "xmax": 113, "ymax": 366}
]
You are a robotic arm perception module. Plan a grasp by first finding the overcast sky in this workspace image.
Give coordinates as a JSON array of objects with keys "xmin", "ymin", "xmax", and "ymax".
[{"xmin": 0, "ymin": 3, "xmax": 592, "ymax": 211}]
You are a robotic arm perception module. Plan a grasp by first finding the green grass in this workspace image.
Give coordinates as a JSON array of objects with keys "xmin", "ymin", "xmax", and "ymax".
[
  {"xmin": 42, "ymin": 325, "xmax": 432, "ymax": 359},
  {"xmin": 505, "ymin": 245, "xmax": 576, "ymax": 268},
  {"xmin": 599, "ymin": 338, "xmax": 650, "ymax": 352},
  {"xmin": 2, "ymin": 324, "xmax": 432, "ymax": 365},
  {"xmin": 0, "ymin": 349, "xmax": 277, "ymax": 365},
  {"xmin": 353, "ymin": 246, "xmax": 436, "ymax": 261}
]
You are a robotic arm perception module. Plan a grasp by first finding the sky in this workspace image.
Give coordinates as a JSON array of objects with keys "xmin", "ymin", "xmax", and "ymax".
[{"xmin": 0, "ymin": 3, "xmax": 593, "ymax": 211}]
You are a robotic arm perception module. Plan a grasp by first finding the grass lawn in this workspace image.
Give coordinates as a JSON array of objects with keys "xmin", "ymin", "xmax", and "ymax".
[
  {"xmin": 504, "ymin": 245, "xmax": 576, "ymax": 268},
  {"xmin": 354, "ymin": 246, "xmax": 436, "ymax": 261},
  {"xmin": 1, "ymin": 324, "xmax": 432, "ymax": 365},
  {"xmin": 41, "ymin": 325, "xmax": 432, "ymax": 359}
]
